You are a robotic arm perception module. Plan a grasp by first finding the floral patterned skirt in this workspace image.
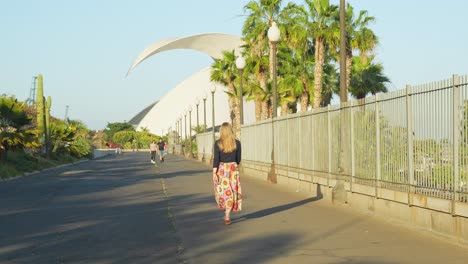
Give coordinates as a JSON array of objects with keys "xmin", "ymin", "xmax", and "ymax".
[{"xmin": 214, "ymin": 162, "xmax": 242, "ymax": 212}]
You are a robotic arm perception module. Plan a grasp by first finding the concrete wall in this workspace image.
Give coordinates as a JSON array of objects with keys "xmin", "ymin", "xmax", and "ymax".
[
  {"xmin": 93, "ymin": 149, "xmax": 117, "ymax": 159},
  {"xmin": 241, "ymin": 160, "xmax": 468, "ymax": 246}
]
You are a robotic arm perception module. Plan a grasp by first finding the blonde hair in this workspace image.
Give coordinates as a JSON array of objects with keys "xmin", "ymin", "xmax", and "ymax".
[{"xmin": 217, "ymin": 122, "xmax": 236, "ymax": 153}]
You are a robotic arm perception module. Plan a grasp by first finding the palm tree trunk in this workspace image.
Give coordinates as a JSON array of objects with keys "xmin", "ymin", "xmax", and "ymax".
[
  {"xmin": 262, "ymin": 101, "xmax": 270, "ymax": 119},
  {"xmin": 313, "ymin": 38, "xmax": 325, "ymax": 108},
  {"xmin": 227, "ymin": 83, "xmax": 240, "ymax": 138},
  {"xmin": 260, "ymin": 74, "xmax": 269, "ymax": 120},
  {"xmin": 281, "ymin": 101, "xmax": 289, "ymax": 116},
  {"xmin": 268, "ymin": 101, "xmax": 273, "ymax": 119},
  {"xmin": 300, "ymin": 91, "xmax": 308, "ymax": 112},
  {"xmin": 255, "ymin": 99, "xmax": 262, "ymax": 122},
  {"xmin": 234, "ymin": 99, "xmax": 241, "ymax": 139},
  {"xmin": 300, "ymin": 76, "xmax": 310, "ymax": 112},
  {"xmin": 346, "ymin": 52, "xmax": 352, "ymax": 91}
]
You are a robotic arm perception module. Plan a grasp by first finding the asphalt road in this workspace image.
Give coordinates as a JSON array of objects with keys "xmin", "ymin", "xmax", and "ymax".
[
  {"xmin": 2, "ymin": 153, "xmax": 468, "ymax": 264},
  {"xmin": 0, "ymin": 153, "xmax": 179, "ymax": 264}
]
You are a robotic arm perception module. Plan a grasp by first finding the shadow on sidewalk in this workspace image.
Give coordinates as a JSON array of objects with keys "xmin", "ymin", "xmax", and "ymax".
[{"xmin": 234, "ymin": 185, "xmax": 323, "ymax": 223}]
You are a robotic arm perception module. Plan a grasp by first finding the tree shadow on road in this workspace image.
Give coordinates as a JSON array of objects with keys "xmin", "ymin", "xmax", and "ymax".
[{"xmin": 234, "ymin": 185, "xmax": 323, "ymax": 223}]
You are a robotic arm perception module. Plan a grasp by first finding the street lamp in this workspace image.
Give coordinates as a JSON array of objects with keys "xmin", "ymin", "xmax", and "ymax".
[
  {"xmin": 176, "ymin": 118, "xmax": 179, "ymax": 144},
  {"xmin": 189, "ymin": 106, "xmax": 193, "ymax": 158},
  {"xmin": 195, "ymin": 97, "xmax": 200, "ymax": 135},
  {"xmin": 175, "ymin": 120, "xmax": 178, "ymax": 144},
  {"xmin": 268, "ymin": 21, "xmax": 280, "ymax": 118},
  {"xmin": 267, "ymin": 21, "xmax": 280, "ymax": 184},
  {"xmin": 179, "ymin": 117, "xmax": 182, "ymax": 150},
  {"xmin": 236, "ymin": 55, "xmax": 246, "ymax": 127},
  {"xmin": 210, "ymin": 85, "xmax": 217, "ymax": 161},
  {"xmin": 184, "ymin": 111, "xmax": 187, "ymax": 155},
  {"xmin": 203, "ymin": 93, "xmax": 207, "ymax": 132}
]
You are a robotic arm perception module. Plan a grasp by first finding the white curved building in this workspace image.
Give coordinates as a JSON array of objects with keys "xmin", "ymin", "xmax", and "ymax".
[{"xmin": 127, "ymin": 33, "xmax": 255, "ymax": 136}]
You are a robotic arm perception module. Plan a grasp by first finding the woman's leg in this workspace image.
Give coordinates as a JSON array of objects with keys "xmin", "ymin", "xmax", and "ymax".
[{"xmin": 225, "ymin": 208, "xmax": 231, "ymax": 220}]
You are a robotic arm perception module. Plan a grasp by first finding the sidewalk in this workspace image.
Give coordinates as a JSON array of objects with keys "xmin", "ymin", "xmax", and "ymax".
[{"xmin": 160, "ymin": 155, "xmax": 468, "ymax": 264}]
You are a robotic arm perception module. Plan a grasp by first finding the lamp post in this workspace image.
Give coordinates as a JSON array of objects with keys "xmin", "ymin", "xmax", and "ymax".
[
  {"xmin": 339, "ymin": 0, "xmax": 347, "ymax": 103},
  {"xmin": 236, "ymin": 55, "xmax": 246, "ymax": 127},
  {"xmin": 179, "ymin": 117, "xmax": 182, "ymax": 152},
  {"xmin": 196, "ymin": 97, "xmax": 200, "ymax": 134},
  {"xmin": 268, "ymin": 21, "xmax": 280, "ymax": 118},
  {"xmin": 267, "ymin": 21, "xmax": 280, "ymax": 184},
  {"xmin": 203, "ymin": 93, "xmax": 207, "ymax": 132},
  {"xmin": 176, "ymin": 118, "xmax": 179, "ymax": 144},
  {"xmin": 184, "ymin": 111, "xmax": 187, "ymax": 155},
  {"xmin": 210, "ymin": 85, "xmax": 216, "ymax": 161},
  {"xmin": 189, "ymin": 106, "xmax": 193, "ymax": 158},
  {"xmin": 176, "ymin": 121, "xmax": 179, "ymax": 143}
]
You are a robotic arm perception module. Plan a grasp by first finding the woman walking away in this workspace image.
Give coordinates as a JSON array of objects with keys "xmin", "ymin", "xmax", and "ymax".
[
  {"xmin": 212, "ymin": 122, "xmax": 242, "ymax": 225},
  {"xmin": 150, "ymin": 140, "xmax": 157, "ymax": 164}
]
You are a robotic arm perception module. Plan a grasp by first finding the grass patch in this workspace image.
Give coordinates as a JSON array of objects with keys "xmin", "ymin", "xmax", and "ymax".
[
  {"xmin": 0, "ymin": 163, "xmax": 20, "ymax": 177},
  {"xmin": 0, "ymin": 151, "xmax": 80, "ymax": 179}
]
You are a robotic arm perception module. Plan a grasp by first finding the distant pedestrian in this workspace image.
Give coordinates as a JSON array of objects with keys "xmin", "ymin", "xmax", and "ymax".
[
  {"xmin": 150, "ymin": 140, "xmax": 157, "ymax": 164},
  {"xmin": 212, "ymin": 122, "xmax": 242, "ymax": 225},
  {"xmin": 157, "ymin": 138, "xmax": 165, "ymax": 162}
]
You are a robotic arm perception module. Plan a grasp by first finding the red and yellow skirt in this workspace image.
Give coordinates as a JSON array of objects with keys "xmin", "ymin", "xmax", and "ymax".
[{"xmin": 213, "ymin": 162, "xmax": 242, "ymax": 212}]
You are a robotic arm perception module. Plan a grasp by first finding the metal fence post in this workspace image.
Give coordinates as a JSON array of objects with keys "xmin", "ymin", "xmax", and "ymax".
[
  {"xmin": 350, "ymin": 100, "xmax": 355, "ymax": 192},
  {"xmin": 452, "ymin": 74, "xmax": 460, "ymax": 215},
  {"xmin": 328, "ymin": 105, "xmax": 332, "ymax": 187},
  {"xmin": 375, "ymin": 94, "xmax": 381, "ymax": 198},
  {"xmin": 299, "ymin": 113, "xmax": 303, "ymax": 171},
  {"xmin": 406, "ymin": 85, "xmax": 414, "ymax": 206},
  {"xmin": 287, "ymin": 117, "xmax": 290, "ymax": 170}
]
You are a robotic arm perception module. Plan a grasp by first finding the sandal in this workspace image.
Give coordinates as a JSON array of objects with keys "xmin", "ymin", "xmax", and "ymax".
[{"xmin": 224, "ymin": 218, "xmax": 231, "ymax": 225}]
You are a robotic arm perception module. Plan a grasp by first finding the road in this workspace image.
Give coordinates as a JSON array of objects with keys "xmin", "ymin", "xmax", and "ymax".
[{"xmin": 1, "ymin": 153, "xmax": 468, "ymax": 264}]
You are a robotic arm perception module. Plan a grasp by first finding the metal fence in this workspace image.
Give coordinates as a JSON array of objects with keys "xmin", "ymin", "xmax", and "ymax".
[
  {"xmin": 197, "ymin": 132, "xmax": 215, "ymax": 160},
  {"xmin": 241, "ymin": 74, "xmax": 468, "ymax": 203}
]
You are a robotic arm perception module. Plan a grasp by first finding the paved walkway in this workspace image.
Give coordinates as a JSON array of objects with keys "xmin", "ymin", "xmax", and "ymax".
[
  {"xmin": 161, "ymin": 154, "xmax": 468, "ymax": 264},
  {"xmin": 1, "ymin": 153, "xmax": 468, "ymax": 264}
]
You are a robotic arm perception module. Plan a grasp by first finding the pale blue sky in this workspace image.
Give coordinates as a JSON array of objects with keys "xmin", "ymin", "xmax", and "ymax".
[{"xmin": 1, "ymin": 0, "xmax": 467, "ymax": 130}]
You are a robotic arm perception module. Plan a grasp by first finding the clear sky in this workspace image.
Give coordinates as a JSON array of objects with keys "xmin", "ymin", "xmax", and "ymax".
[{"xmin": 1, "ymin": 0, "xmax": 467, "ymax": 130}]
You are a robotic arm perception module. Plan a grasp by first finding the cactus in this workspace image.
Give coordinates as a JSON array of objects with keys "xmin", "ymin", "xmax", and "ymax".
[
  {"xmin": 35, "ymin": 74, "xmax": 49, "ymax": 155},
  {"xmin": 46, "ymin": 96, "xmax": 51, "ymax": 134},
  {"xmin": 36, "ymin": 74, "xmax": 44, "ymax": 132},
  {"xmin": 45, "ymin": 96, "xmax": 52, "ymax": 155}
]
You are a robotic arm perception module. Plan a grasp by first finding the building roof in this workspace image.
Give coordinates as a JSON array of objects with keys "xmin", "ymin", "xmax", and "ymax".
[
  {"xmin": 126, "ymin": 33, "xmax": 254, "ymax": 135},
  {"xmin": 128, "ymin": 101, "xmax": 158, "ymax": 126},
  {"xmin": 127, "ymin": 33, "xmax": 244, "ymax": 76}
]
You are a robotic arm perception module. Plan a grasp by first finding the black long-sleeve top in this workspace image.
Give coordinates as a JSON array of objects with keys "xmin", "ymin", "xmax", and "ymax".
[{"xmin": 213, "ymin": 139, "xmax": 241, "ymax": 169}]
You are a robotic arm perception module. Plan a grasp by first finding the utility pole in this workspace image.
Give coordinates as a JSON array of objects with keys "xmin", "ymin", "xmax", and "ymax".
[
  {"xmin": 64, "ymin": 105, "xmax": 69, "ymax": 123},
  {"xmin": 26, "ymin": 76, "xmax": 37, "ymax": 106}
]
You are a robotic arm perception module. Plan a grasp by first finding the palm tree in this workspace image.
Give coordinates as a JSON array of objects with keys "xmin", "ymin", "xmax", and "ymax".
[
  {"xmin": 279, "ymin": 3, "xmax": 315, "ymax": 112},
  {"xmin": 349, "ymin": 56, "xmax": 389, "ymax": 99},
  {"xmin": 50, "ymin": 121, "xmax": 77, "ymax": 154},
  {"xmin": 345, "ymin": 4, "xmax": 378, "ymax": 89},
  {"xmin": 305, "ymin": 0, "xmax": 338, "ymax": 109},
  {"xmin": 242, "ymin": 0, "xmax": 284, "ymax": 119},
  {"xmin": 320, "ymin": 59, "xmax": 339, "ymax": 106},
  {"xmin": 241, "ymin": 40, "xmax": 269, "ymax": 120},
  {"xmin": 210, "ymin": 50, "xmax": 240, "ymax": 137},
  {"xmin": 0, "ymin": 97, "xmax": 39, "ymax": 161}
]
